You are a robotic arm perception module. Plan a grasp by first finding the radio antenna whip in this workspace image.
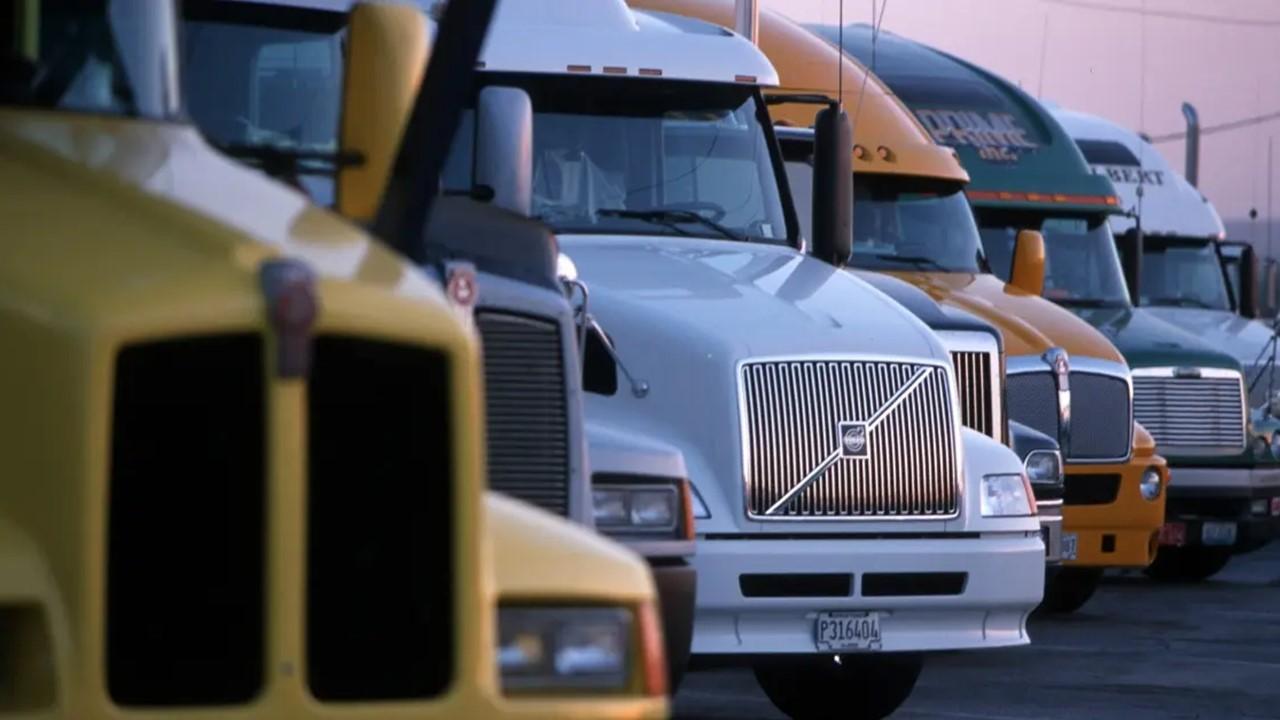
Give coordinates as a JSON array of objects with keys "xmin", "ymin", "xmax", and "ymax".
[{"xmin": 850, "ymin": 0, "xmax": 887, "ymax": 137}]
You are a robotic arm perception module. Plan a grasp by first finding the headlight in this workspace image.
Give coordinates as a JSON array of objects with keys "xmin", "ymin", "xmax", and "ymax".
[
  {"xmin": 592, "ymin": 483, "xmax": 679, "ymax": 534},
  {"xmin": 1023, "ymin": 449, "xmax": 1063, "ymax": 486},
  {"xmin": 497, "ymin": 606, "xmax": 632, "ymax": 693},
  {"xmin": 981, "ymin": 473, "xmax": 1036, "ymax": 517},
  {"xmin": 1139, "ymin": 466, "xmax": 1163, "ymax": 501}
]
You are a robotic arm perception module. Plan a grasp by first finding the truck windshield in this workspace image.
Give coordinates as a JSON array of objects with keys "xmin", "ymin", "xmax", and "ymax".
[
  {"xmin": 1, "ymin": 0, "xmax": 180, "ymax": 120},
  {"xmin": 980, "ymin": 212, "xmax": 1130, "ymax": 306},
  {"xmin": 444, "ymin": 74, "xmax": 792, "ymax": 244},
  {"xmin": 781, "ymin": 151, "xmax": 983, "ymax": 271},
  {"xmin": 181, "ymin": 0, "xmax": 345, "ymax": 202},
  {"xmin": 1140, "ymin": 237, "xmax": 1232, "ymax": 311}
]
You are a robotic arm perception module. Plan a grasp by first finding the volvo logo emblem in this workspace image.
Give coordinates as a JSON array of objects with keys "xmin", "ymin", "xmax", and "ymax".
[{"xmin": 839, "ymin": 422, "xmax": 869, "ymax": 458}]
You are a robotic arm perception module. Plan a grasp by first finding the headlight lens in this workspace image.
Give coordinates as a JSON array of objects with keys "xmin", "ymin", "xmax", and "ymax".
[
  {"xmin": 592, "ymin": 483, "xmax": 679, "ymax": 534},
  {"xmin": 1140, "ymin": 466, "xmax": 1163, "ymax": 501},
  {"xmin": 1023, "ymin": 449, "xmax": 1063, "ymax": 486},
  {"xmin": 981, "ymin": 473, "xmax": 1036, "ymax": 517},
  {"xmin": 497, "ymin": 606, "xmax": 632, "ymax": 693}
]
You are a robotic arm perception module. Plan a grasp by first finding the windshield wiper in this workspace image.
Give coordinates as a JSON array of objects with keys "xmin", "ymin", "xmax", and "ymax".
[
  {"xmin": 870, "ymin": 254, "xmax": 951, "ymax": 271},
  {"xmin": 216, "ymin": 142, "xmax": 363, "ymax": 179},
  {"xmin": 598, "ymin": 208, "xmax": 745, "ymax": 242},
  {"xmin": 1056, "ymin": 298, "xmax": 1123, "ymax": 308},
  {"xmin": 1145, "ymin": 296, "xmax": 1217, "ymax": 310}
]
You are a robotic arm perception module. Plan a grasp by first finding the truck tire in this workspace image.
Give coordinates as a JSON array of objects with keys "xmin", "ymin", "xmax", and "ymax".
[
  {"xmin": 753, "ymin": 654, "xmax": 924, "ymax": 720},
  {"xmin": 1041, "ymin": 567, "xmax": 1102, "ymax": 613},
  {"xmin": 1145, "ymin": 546, "xmax": 1232, "ymax": 582}
]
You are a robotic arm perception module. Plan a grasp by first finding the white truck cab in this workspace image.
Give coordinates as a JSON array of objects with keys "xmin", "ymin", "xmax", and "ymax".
[{"xmin": 444, "ymin": 2, "xmax": 1045, "ymax": 717}]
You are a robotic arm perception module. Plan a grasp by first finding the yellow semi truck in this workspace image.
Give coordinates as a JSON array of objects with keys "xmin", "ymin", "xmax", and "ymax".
[
  {"xmin": 638, "ymin": 0, "xmax": 1168, "ymax": 612},
  {"xmin": 0, "ymin": 2, "xmax": 665, "ymax": 718}
]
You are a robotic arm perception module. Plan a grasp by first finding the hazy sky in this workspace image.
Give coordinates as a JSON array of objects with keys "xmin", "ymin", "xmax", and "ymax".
[{"xmin": 763, "ymin": 0, "xmax": 1280, "ymax": 228}]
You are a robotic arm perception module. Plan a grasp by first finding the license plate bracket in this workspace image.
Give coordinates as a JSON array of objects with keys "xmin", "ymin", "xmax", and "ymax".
[{"xmin": 814, "ymin": 611, "xmax": 882, "ymax": 652}]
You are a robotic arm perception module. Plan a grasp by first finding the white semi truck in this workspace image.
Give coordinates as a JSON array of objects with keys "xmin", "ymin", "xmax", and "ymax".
[{"xmin": 438, "ymin": 2, "xmax": 1045, "ymax": 718}]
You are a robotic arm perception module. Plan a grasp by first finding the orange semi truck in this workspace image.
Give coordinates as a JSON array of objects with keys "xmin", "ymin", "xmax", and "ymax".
[{"xmin": 637, "ymin": 0, "xmax": 1168, "ymax": 612}]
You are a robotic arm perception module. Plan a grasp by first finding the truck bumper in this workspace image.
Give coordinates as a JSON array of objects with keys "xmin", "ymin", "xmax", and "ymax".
[
  {"xmin": 650, "ymin": 559, "xmax": 696, "ymax": 683},
  {"xmin": 1039, "ymin": 501, "xmax": 1064, "ymax": 565},
  {"xmin": 1162, "ymin": 466, "xmax": 1280, "ymax": 552},
  {"xmin": 1062, "ymin": 458, "xmax": 1165, "ymax": 569},
  {"xmin": 688, "ymin": 533, "xmax": 1044, "ymax": 657}
]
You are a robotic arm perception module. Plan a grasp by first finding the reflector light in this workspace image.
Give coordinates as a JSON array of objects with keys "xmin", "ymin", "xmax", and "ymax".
[
  {"xmin": 603, "ymin": 66, "xmax": 627, "ymax": 75},
  {"xmin": 567, "ymin": 64, "xmax": 591, "ymax": 73},
  {"xmin": 259, "ymin": 259, "xmax": 318, "ymax": 378},
  {"xmin": 966, "ymin": 189, "xmax": 1121, "ymax": 206},
  {"xmin": 735, "ymin": 74, "xmax": 758, "ymax": 83},
  {"xmin": 638, "ymin": 68, "xmax": 662, "ymax": 77}
]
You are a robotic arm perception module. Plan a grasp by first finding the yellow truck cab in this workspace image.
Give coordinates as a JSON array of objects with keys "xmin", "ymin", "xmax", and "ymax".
[
  {"xmin": 635, "ymin": 1, "xmax": 1167, "ymax": 612},
  {"xmin": 0, "ymin": 2, "xmax": 664, "ymax": 718}
]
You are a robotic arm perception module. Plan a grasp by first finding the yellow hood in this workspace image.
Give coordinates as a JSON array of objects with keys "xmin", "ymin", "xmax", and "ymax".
[{"xmin": 891, "ymin": 272, "xmax": 1126, "ymax": 362}]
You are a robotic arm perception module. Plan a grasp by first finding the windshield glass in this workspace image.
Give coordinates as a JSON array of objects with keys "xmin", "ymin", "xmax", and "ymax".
[
  {"xmin": 1, "ymin": 0, "xmax": 179, "ymax": 119},
  {"xmin": 782, "ymin": 150, "xmax": 983, "ymax": 271},
  {"xmin": 444, "ymin": 74, "xmax": 792, "ymax": 243},
  {"xmin": 1140, "ymin": 237, "xmax": 1232, "ymax": 311},
  {"xmin": 980, "ymin": 211, "xmax": 1130, "ymax": 306},
  {"xmin": 182, "ymin": 0, "xmax": 344, "ymax": 202}
]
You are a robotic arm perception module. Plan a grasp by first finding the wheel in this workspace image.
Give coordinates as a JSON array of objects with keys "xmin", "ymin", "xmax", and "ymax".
[
  {"xmin": 1041, "ymin": 567, "xmax": 1103, "ymax": 614},
  {"xmin": 1145, "ymin": 546, "xmax": 1232, "ymax": 582},
  {"xmin": 753, "ymin": 654, "xmax": 924, "ymax": 720}
]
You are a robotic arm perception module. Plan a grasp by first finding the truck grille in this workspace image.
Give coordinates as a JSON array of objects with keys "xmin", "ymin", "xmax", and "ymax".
[
  {"xmin": 476, "ymin": 311, "xmax": 571, "ymax": 516},
  {"xmin": 108, "ymin": 335, "xmax": 264, "ymax": 706},
  {"xmin": 1069, "ymin": 372, "xmax": 1131, "ymax": 461},
  {"xmin": 1133, "ymin": 373, "xmax": 1245, "ymax": 453},
  {"xmin": 950, "ymin": 350, "xmax": 996, "ymax": 440},
  {"xmin": 307, "ymin": 336, "xmax": 453, "ymax": 700},
  {"xmin": 1006, "ymin": 371, "xmax": 1059, "ymax": 440},
  {"xmin": 1006, "ymin": 370, "xmax": 1131, "ymax": 461},
  {"xmin": 740, "ymin": 359, "xmax": 960, "ymax": 519}
]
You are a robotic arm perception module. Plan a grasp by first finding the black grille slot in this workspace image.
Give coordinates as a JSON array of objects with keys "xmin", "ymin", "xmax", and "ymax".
[
  {"xmin": 476, "ymin": 311, "xmax": 570, "ymax": 515},
  {"xmin": 1064, "ymin": 473, "xmax": 1122, "ymax": 506},
  {"xmin": 307, "ymin": 336, "xmax": 453, "ymax": 700},
  {"xmin": 862, "ymin": 572, "xmax": 967, "ymax": 597},
  {"xmin": 1069, "ymin": 372, "xmax": 1131, "ymax": 460},
  {"xmin": 107, "ymin": 335, "xmax": 264, "ymax": 706},
  {"xmin": 740, "ymin": 574, "xmax": 852, "ymax": 598},
  {"xmin": 1006, "ymin": 372, "xmax": 1059, "ymax": 441}
]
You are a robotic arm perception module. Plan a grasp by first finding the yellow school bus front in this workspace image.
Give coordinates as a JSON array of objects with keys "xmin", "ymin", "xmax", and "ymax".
[{"xmin": 635, "ymin": 0, "xmax": 1164, "ymax": 582}]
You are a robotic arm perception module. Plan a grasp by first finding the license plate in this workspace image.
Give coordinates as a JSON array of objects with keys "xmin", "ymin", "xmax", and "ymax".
[
  {"xmin": 1271, "ymin": 497, "xmax": 1280, "ymax": 517},
  {"xmin": 815, "ymin": 611, "xmax": 882, "ymax": 652},
  {"xmin": 1159, "ymin": 522, "xmax": 1187, "ymax": 547},
  {"xmin": 1061, "ymin": 532, "xmax": 1078, "ymax": 561},
  {"xmin": 1201, "ymin": 521, "xmax": 1237, "ymax": 546}
]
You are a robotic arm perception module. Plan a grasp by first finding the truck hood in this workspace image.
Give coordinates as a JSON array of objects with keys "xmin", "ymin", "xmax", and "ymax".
[
  {"xmin": 561, "ymin": 235, "xmax": 956, "ymax": 535},
  {"xmin": 1139, "ymin": 306, "xmax": 1276, "ymax": 369},
  {"xmin": 1068, "ymin": 305, "xmax": 1239, "ymax": 371},
  {"xmin": 886, "ymin": 271, "xmax": 1125, "ymax": 363},
  {"xmin": 0, "ymin": 111, "xmax": 442, "ymax": 323}
]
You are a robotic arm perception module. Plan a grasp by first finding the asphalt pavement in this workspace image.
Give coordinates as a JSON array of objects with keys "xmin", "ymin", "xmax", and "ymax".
[{"xmin": 674, "ymin": 543, "xmax": 1280, "ymax": 719}]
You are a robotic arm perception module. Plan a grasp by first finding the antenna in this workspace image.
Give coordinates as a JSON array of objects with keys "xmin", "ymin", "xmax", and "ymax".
[
  {"xmin": 850, "ymin": 0, "xmax": 887, "ymax": 136},
  {"xmin": 837, "ymin": 0, "xmax": 844, "ymax": 107}
]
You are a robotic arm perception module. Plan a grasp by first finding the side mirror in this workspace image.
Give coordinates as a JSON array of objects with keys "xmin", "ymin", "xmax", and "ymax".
[
  {"xmin": 811, "ymin": 104, "xmax": 852, "ymax": 267},
  {"xmin": 1265, "ymin": 261, "xmax": 1279, "ymax": 318},
  {"xmin": 1117, "ymin": 228, "xmax": 1142, "ymax": 306},
  {"xmin": 475, "ymin": 86, "xmax": 534, "ymax": 217},
  {"xmin": 336, "ymin": 3, "xmax": 430, "ymax": 223},
  {"xmin": 1237, "ymin": 243, "xmax": 1259, "ymax": 318},
  {"xmin": 1010, "ymin": 229, "xmax": 1046, "ymax": 296}
]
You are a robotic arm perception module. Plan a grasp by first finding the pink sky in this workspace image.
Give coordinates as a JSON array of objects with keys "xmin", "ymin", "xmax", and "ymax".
[{"xmin": 763, "ymin": 0, "xmax": 1280, "ymax": 227}]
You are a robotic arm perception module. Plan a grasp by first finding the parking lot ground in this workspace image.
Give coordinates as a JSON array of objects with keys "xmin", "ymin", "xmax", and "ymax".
[{"xmin": 674, "ymin": 543, "xmax": 1280, "ymax": 719}]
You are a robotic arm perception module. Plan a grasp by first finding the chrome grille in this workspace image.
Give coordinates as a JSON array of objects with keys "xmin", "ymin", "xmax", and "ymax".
[
  {"xmin": 740, "ymin": 359, "xmax": 960, "ymax": 519},
  {"xmin": 1133, "ymin": 372, "xmax": 1245, "ymax": 453},
  {"xmin": 476, "ymin": 311, "xmax": 570, "ymax": 516},
  {"xmin": 1068, "ymin": 371, "xmax": 1131, "ymax": 461},
  {"xmin": 950, "ymin": 350, "xmax": 996, "ymax": 440}
]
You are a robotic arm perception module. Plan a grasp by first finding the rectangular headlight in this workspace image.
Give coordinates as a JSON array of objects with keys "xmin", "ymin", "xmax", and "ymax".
[
  {"xmin": 592, "ymin": 482, "xmax": 679, "ymax": 535},
  {"xmin": 497, "ymin": 606, "xmax": 632, "ymax": 693},
  {"xmin": 981, "ymin": 473, "xmax": 1036, "ymax": 517}
]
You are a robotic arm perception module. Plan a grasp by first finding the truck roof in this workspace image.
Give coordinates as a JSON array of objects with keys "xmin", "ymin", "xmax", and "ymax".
[
  {"xmin": 830, "ymin": 25, "xmax": 1121, "ymax": 216},
  {"xmin": 480, "ymin": 0, "xmax": 777, "ymax": 86},
  {"xmin": 1051, "ymin": 107, "xmax": 1226, "ymax": 240}
]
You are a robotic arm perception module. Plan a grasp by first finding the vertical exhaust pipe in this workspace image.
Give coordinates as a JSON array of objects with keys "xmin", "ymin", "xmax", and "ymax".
[
  {"xmin": 1182, "ymin": 102, "xmax": 1200, "ymax": 188},
  {"xmin": 734, "ymin": 0, "xmax": 758, "ymax": 45}
]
